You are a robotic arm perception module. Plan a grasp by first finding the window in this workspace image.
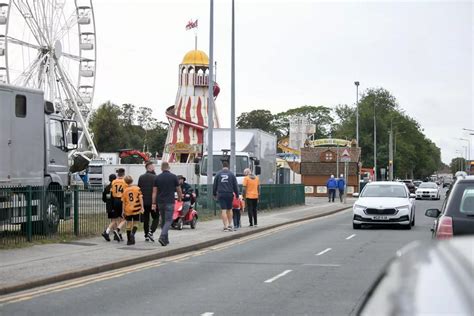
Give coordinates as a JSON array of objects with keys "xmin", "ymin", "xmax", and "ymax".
[
  {"xmin": 49, "ymin": 119, "xmax": 64, "ymax": 149},
  {"xmin": 361, "ymin": 185, "xmax": 407, "ymax": 198},
  {"xmin": 201, "ymin": 155, "xmax": 250, "ymax": 176},
  {"xmin": 15, "ymin": 95, "xmax": 26, "ymax": 117},
  {"xmin": 460, "ymin": 189, "xmax": 474, "ymax": 215}
]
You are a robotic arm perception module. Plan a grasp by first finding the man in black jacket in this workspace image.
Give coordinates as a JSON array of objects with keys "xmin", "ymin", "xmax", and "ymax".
[{"xmin": 138, "ymin": 162, "xmax": 157, "ymax": 242}]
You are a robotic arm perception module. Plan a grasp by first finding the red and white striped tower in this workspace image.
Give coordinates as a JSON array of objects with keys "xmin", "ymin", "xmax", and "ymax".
[{"xmin": 162, "ymin": 50, "xmax": 220, "ymax": 163}]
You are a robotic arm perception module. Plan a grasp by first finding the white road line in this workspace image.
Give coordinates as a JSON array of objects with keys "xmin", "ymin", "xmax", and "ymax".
[
  {"xmin": 303, "ymin": 263, "xmax": 341, "ymax": 267},
  {"xmin": 201, "ymin": 313, "xmax": 214, "ymax": 316},
  {"xmin": 346, "ymin": 234, "xmax": 357, "ymax": 240},
  {"xmin": 315, "ymin": 248, "xmax": 332, "ymax": 256},
  {"xmin": 264, "ymin": 269, "xmax": 293, "ymax": 283}
]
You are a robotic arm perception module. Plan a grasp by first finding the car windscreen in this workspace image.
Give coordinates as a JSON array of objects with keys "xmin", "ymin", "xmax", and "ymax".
[
  {"xmin": 419, "ymin": 183, "xmax": 437, "ymax": 189},
  {"xmin": 361, "ymin": 185, "xmax": 407, "ymax": 198}
]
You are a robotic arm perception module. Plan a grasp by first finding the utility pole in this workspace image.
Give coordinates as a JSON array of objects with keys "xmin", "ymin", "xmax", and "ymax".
[
  {"xmin": 373, "ymin": 101, "xmax": 377, "ymax": 181},
  {"xmin": 355, "ymin": 81, "xmax": 360, "ymax": 146},
  {"xmin": 207, "ymin": 0, "xmax": 215, "ymax": 207},
  {"xmin": 389, "ymin": 129, "xmax": 393, "ymax": 181},
  {"xmin": 230, "ymin": 0, "xmax": 236, "ymax": 174}
]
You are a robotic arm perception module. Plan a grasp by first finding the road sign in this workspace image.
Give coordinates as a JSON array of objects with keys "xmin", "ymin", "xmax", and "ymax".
[{"xmin": 341, "ymin": 148, "xmax": 351, "ymax": 162}]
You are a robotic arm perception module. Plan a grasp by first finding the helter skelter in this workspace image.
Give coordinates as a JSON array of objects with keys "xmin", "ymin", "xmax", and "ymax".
[{"xmin": 162, "ymin": 48, "xmax": 220, "ymax": 163}]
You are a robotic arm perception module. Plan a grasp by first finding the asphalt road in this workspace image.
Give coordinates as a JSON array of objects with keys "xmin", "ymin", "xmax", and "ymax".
[{"xmin": 1, "ymin": 198, "xmax": 442, "ymax": 316}]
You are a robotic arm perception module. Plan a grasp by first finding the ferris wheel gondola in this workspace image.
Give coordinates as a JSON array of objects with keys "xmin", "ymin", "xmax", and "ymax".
[{"xmin": 0, "ymin": 0, "xmax": 97, "ymax": 156}]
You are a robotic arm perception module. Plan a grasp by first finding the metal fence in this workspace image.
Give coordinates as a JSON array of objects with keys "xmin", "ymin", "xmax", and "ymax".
[{"xmin": 1, "ymin": 184, "xmax": 305, "ymax": 247}]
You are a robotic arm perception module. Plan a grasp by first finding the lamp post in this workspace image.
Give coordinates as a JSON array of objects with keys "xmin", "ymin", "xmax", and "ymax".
[
  {"xmin": 230, "ymin": 0, "xmax": 236, "ymax": 174},
  {"xmin": 354, "ymin": 81, "xmax": 360, "ymax": 146},
  {"xmin": 373, "ymin": 101, "xmax": 377, "ymax": 181},
  {"xmin": 207, "ymin": 0, "xmax": 215, "ymax": 207}
]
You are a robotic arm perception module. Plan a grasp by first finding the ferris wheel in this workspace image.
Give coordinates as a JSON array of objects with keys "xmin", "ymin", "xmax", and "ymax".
[{"xmin": 0, "ymin": 0, "xmax": 97, "ymax": 156}]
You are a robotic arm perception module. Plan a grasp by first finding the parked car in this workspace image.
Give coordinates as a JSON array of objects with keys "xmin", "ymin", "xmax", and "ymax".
[
  {"xmin": 443, "ymin": 179, "xmax": 453, "ymax": 188},
  {"xmin": 399, "ymin": 179, "xmax": 416, "ymax": 194},
  {"xmin": 425, "ymin": 175, "xmax": 474, "ymax": 239},
  {"xmin": 352, "ymin": 181, "xmax": 416, "ymax": 230},
  {"xmin": 358, "ymin": 237, "xmax": 474, "ymax": 315},
  {"xmin": 415, "ymin": 182, "xmax": 440, "ymax": 200}
]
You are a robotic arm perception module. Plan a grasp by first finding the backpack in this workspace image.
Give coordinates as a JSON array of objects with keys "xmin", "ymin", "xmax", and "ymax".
[{"xmin": 232, "ymin": 194, "xmax": 240, "ymax": 209}]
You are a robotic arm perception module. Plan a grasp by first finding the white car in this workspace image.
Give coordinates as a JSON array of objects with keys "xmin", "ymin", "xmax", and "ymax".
[
  {"xmin": 353, "ymin": 181, "xmax": 416, "ymax": 230},
  {"xmin": 415, "ymin": 182, "xmax": 440, "ymax": 200}
]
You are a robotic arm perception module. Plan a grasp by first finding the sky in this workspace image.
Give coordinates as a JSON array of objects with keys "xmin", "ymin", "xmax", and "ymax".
[{"xmin": 91, "ymin": 0, "xmax": 473, "ymax": 165}]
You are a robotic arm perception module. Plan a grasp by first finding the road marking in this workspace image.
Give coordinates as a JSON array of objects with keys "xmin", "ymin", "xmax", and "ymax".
[
  {"xmin": 303, "ymin": 263, "xmax": 341, "ymax": 267},
  {"xmin": 264, "ymin": 269, "xmax": 293, "ymax": 283},
  {"xmin": 201, "ymin": 313, "xmax": 214, "ymax": 316},
  {"xmin": 346, "ymin": 234, "xmax": 356, "ymax": 240},
  {"xmin": 315, "ymin": 248, "xmax": 332, "ymax": 256}
]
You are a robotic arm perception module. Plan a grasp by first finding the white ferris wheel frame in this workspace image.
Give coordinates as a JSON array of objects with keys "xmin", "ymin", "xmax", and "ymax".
[{"xmin": 0, "ymin": 0, "xmax": 98, "ymax": 156}]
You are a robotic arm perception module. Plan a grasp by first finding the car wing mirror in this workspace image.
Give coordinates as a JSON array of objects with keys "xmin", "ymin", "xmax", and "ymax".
[
  {"xmin": 425, "ymin": 209, "xmax": 441, "ymax": 218},
  {"xmin": 409, "ymin": 193, "xmax": 416, "ymax": 199},
  {"xmin": 352, "ymin": 192, "xmax": 359, "ymax": 197}
]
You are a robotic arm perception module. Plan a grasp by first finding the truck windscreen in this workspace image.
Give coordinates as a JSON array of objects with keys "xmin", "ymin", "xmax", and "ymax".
[{"xmin": 201, "ymin": 155, "xmax": 249, "ymax": 176}]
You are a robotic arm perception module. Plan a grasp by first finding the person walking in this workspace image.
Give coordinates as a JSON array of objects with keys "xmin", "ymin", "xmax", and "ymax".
[
  {"xmin": 101, "ymin": 174, "xmax": 117, "ymax": 241},
  {"xmin": 232, "ymin": 193, "xmax": 244, "ymax": 230},
  {"xmin": 243, "ymin": 168, "xmax": 260, "ymax": 227},
  {"xmin": 326, "ymin": 174, "xmax": 337, "ymax": 202},
  {"xmin": 337, "ymin": 174, "xmax": 345, "ymax": 203},
  {"xmin": 111, "ymin": 168, "xmax": 128, "ymax": 241},
  {"xmin": 121, "ymin": 176, "xmax": 144, "ymax": 245},
  {"xmin": 213, "ymin": 161, "xmax": 239, "ymax": 232},
  {"xmin": 152, "ymin": 162, "xmax": 182, "ymax": 246},
  {"xmin": 138, "ymin": 162, "xmax": 158, "ymax": 242}
]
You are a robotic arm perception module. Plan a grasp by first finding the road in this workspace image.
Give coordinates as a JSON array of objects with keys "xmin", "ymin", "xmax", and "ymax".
[{"xmin": 0, "ymin": 198, "xmax": 442, "ymax": 315}]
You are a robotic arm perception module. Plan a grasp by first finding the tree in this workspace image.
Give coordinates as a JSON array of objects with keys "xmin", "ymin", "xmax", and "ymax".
[
  {"xmin": 331, "ymin": 88, "xmax": 442, "ymax": 180},
  {"xmin": 236, "ymin": 109, "xmax": 280, "ymax": 136},
  {"xmin": 119, "ymin": 103, "xmax": 136, "ymax": 126},
  {"xmin": 88, "ymin": 102, "xmax": 126, "ymax": 152},
  {"xmin": 450, "ymin": 157, "xmax": 466, "ymax": 174}
]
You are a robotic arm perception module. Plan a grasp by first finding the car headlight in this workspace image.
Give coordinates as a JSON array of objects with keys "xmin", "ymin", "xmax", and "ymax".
[
  {"xmin": 396, "ymin": 205, "xmax": 410, "ymax": 212},
  {"xmin": 353, "ymin": 204, "xmax": 366, "ymax": 212}
]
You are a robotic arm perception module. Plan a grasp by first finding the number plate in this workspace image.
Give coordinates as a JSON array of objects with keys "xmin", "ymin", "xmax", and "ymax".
[{"xmin": 373, "ymin": 216, "xmax": 389, "ymax": 220}]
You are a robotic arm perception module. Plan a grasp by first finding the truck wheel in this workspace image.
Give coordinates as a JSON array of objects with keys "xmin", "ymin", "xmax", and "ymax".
[{"xmin": 42, "ymin": 193, "xmax": 60, "ymax": 234}]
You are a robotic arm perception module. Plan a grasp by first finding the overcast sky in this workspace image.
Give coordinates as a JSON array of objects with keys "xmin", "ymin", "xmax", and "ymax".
[{"xmin": 92, "ymin": 0, "xmax": 473, "ymax": 164}]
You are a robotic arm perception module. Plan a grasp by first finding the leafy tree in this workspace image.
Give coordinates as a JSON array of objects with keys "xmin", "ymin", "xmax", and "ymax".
[
  {"xmin": 236, "ymin": 109, "xmax": 280, "ymax": 136},
  {"xmin": 450, "ymin": 157, "xmax": 466, "ymax": 174},
  {"xmin": 332, "ymin": 88, "xmax": 442, "ymax": 179},
  {"xmin": 274, "ymin": 105, "xmax": 334, "ymax": 138},
  {"xmin": 119, "ymin": 103, "xmax": 136, "ymax": 126},
  {"xmin": 88, "ymin": 102, "xmax": 125, "ymax": 152}
]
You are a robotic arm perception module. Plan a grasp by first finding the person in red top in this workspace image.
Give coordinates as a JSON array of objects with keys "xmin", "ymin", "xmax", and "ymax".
[{"xmin": 232, "ymin": 193, "xmax": 244, "ymax": 230}]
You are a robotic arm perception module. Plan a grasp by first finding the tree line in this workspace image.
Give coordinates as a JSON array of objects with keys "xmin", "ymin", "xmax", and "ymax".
[
  {"xmin": 88, "ymin": 102, "xmax": 168, "ymax": 160},
  {"xmin": 237, "ymin": 88, "xmax": 443, "ymax": 179}
]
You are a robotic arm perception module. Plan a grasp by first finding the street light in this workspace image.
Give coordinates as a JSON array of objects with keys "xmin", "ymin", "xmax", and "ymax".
[
  {"xmin": 354, "ymin": 81, "xmax": 360, "ymax": 146},
  {"xmin": 373, "ymin": 100, "xmax": 377, "ymax": 181},
  {"xmin": 460, "ymin": 138, "xmax": 470, "ymax": 161}
]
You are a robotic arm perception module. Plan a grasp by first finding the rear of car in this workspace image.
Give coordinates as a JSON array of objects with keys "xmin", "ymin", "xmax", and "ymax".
[{"xmin": 426, "ymin": 176, "xmax": 474, "ymax": 239}]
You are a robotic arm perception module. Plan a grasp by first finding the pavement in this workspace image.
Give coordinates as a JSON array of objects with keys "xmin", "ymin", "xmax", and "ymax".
[
  {"xmin": 0, "ymin": 197, "xmax": 440, "ymax": 315},
  {"xmin": 0, "ymin": 197, "xmax": 354, "ymax": 295}
]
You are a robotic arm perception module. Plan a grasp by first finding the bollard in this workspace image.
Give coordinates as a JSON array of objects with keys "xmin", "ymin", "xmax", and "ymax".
[
  {"xmin": 26, "ymin": 186, "xmax": 32, "ymax": 242},
  {"xmin": 73, "ymin": 186, "xmax": 79, "ymax": 236}
]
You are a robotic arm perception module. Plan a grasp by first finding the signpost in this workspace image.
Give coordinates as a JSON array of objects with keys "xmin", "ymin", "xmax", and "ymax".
[{"xmin": 341, "ymin": 149, "xmax": 351, "ymax": 203}]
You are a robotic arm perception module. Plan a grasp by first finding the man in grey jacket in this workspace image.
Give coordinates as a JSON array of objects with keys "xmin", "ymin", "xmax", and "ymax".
[
  {"xmin": 213, "ymin": 161, "xmax": 239, "ymax": 231},
  {"xmin": 138, "ymin": 162, "xmax": 157, "ymax": 242}
]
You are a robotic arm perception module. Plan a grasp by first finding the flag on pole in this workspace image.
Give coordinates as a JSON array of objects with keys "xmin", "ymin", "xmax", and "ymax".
[{"xmin": 186, "ymin": 19, "xmax": 198, "ymax": 30}]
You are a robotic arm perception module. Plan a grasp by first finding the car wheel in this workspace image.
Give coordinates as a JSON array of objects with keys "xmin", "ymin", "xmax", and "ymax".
[
  {"xmin": 411, "ymin": 215, "xmax": 415, "ymax": 227},
  {"xmin": 403, "ymin": 223, "xmax": 412, "ymax": 230},
  {"xmin": 353, "ymin": 222, "xmax": 361, "ymax": 229}
]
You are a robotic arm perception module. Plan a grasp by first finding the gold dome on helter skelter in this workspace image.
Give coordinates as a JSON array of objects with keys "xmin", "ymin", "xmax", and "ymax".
[{"xmin": 181, "ymin": 50, "xmax": 209, "ymax": 65}]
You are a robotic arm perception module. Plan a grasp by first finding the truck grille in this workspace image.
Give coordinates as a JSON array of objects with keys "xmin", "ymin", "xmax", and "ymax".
[{"xmin": 365, "ymin": 208, "xmax": 397, "ymax": 215}]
